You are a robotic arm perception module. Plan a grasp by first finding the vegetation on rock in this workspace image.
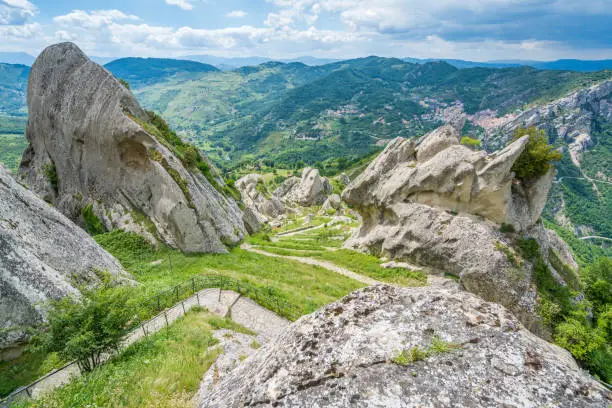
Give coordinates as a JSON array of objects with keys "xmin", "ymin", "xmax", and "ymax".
[{"xmin": 510, "ymin": 126, "xmax": 562, "ymax": 181}]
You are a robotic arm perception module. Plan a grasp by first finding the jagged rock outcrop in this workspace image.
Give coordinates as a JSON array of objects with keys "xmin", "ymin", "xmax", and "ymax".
[
  {"xmin": 18, "ymin": 42, "xmax": 245, "ymax": 253},
  {"xmin": 0, "ymin": 165, "xmax": 131, "ymax": 359},
  {"xmin": 344, "ymin": 124, "xmax": 553, "ymax": 232},
  {"xmin": 274, "ymin": 167, "xmax": 332, "ymax": 207},
  {"xmin": 199, "ymin": 285, "xmax": 610, "ymax": 408},
  {"xmin": 235, "ymin": 174, "xmax": 285, "ymax": 233},
  {"xmin": 342, "ymin": 124, "xmax": 575, "ymax": 331},
  {"xmin": 484, "ymin": 80, "xmax": 612, "ymax": 166}
]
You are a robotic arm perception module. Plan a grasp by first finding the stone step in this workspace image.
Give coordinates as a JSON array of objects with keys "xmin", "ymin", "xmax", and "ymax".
[{"xmin": 219, "ymin": 290, "xmax": 241, "ymax": 308}]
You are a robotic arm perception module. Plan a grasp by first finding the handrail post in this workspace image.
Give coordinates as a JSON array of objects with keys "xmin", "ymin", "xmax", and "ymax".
[{"xmin": 192, "ymin": 277, "xmax": 196, "ymax": 294}]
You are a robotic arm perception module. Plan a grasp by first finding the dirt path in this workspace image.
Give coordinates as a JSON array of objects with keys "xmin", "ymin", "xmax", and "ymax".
[{"xmin": 241, "ymin": 243, "xmax": 380, "ymax": 285}]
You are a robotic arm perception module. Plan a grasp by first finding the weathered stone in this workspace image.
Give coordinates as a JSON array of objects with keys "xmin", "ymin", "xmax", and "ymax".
[
  {"xmin": 18, "ymin": 42, "xmax": 245, "ymax": 253},
  {"xmin": 274, "ymin": 168, "xmax": 332, "ymax": 206},
  {"xmin": 0, "ymin": 165, "xmax": 131, "ymax": 356},
  {"xmin": 235, "ymin": 174, "xmax": 285, "ymax": 233},
  {"xmin": 342, "ymin": 124, "xmax": 577, "ymax": 331},
  {"xmin": 199, "ymin": 285, "xmax": 610, "ymax": 408},
  {"xmin": 320, "ymin": 194, "xmax": 342, "ymax": 214}
]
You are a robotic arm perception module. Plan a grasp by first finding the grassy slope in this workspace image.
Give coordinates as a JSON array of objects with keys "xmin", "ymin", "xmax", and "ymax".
[
  {"xmin": 0, "ymin": 229, "xmax": 363, "ymax": 399},
  {"xmin": 13, "ymin": 309, "xmax": 249, "ymax": 408}
]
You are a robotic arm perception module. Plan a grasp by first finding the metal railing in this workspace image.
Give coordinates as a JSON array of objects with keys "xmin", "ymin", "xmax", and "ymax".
[{"xmin": 0, "ymin": 274, "xmax": 301, "ymax": 407}]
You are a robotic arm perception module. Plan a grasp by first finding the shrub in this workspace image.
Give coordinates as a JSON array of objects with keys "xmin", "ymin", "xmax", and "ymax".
[
  {"xmin": 119, "ymin": 78, "xmax": 130, "ymax": 90},
  {"xmin": 43, "ymin": 163, "xmax": 59, "ymax": 193},
  {"xmin": 182, "ymin": 146, "xmax": 198, "ymax": 168},
  {"xmin": 460, "ymin": 136, "xmax": 481, "ymax": 149},
  {"xmin": 392, "ymin": 346, "xmax": 427, "ymax": 366},
  {"xmin": 499, "ymin": 223, "xmax": 516, "ymax": 234},
  {"xmin": 583, "ymin": 258, "xmax": 612, "ymax": 316},
  {"xmin": 517, "ymin": 238, "xmax": 540, "ymax": 261},
  {"xmin": 81, "ymin": 204, "xmax": 107, "ymax": 236},
  {"xmin": 509, "ymin": 126, "xmax": 562, "ymax": 181},
  {"xmin": 31, "ymin": 284, "xmax": 134, "ymax": 373}
]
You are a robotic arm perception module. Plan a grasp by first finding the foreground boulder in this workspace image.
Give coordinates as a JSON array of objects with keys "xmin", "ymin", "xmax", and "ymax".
[
  {"xmin": 19, "ymin": 42, "xmax": 245, "ymax": 253},
  {"xmin": 235, "ymin": 174, "xmax": 285, "ymax": 233},
  {"xmin": 0, "ymin": 165, "xmax": 131, "ymax": 359},
  {"xmin": 342, "ymin": 124, "xmax": 576, "ymax": 332},
  {"xmin": 274, "ymin": 167, "xmax": 332, "ymax": 207},
  {"xmin": 199, "ymin": 285, "xmax": 609, "ymax": 407}
]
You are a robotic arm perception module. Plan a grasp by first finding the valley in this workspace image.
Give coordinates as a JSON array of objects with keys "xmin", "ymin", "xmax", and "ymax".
[{"xmin": 0, "ymin": 42, "xmax": 610, "ymax": 408}]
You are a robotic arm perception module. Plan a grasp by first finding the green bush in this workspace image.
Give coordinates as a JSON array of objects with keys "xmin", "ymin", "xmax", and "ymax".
[
  {"xmin": 81, "ymin": 204, "xmax": 107, "ymax": 236},
  {"xmin": 499, "ymin": 223, "xmax": 516, "ymax": 233},
  {"xmin": 30, "ymin": 284, "xmax": 134, "ymax": 373},
  {"xmin": 182, "ymin": 146, "xmax": 198, "ymax": 168},
  {"xmin": 517, "ymin": 238, "xmax": 540, "ymax": 261},
  {"xmin": 118, "ymin": 78, "xmax": 130, "ymax": 90},
  {"xmin": 510, "ymin": 126, "xmax": 562, "ymax": 181},
  {"xmin": 460, "ymin": 136, "xmax": 481, "ymax": 149}
]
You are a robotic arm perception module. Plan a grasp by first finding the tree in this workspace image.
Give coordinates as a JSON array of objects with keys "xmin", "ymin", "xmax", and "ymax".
[
  {"xmin": 32, "ymin": 283, "xmax": 134, "ymax": 373},
  {"xmin": 182, "ymin": 146, "xmax": 198, "ymax": 168},
  {"xmin": 509, "ymin": 126, "xmax": 562, "ymax": 181}
]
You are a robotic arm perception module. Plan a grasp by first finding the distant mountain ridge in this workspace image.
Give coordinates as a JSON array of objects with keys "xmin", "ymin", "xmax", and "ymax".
[
  {"xmin": 404, "ymin": 57, "xmax": 612, "ymax": 72},
  {"xmin": 104, "ymin": 57, "xmax": 219, "ymax": 88}
]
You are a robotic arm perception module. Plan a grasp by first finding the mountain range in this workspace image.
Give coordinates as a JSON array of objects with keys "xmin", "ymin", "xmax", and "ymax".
[
  {"xmin": 2, "ymin": 51, "xmax": 612, "ymax": 72},
  {"xmin": 0, "ymin": 55, "xmax": 610, "ymax": 241}
]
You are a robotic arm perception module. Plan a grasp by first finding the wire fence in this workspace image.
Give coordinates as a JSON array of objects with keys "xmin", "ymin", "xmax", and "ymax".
[{"xmin": 0, "ymin": 274, "xmax": 301, "ymax": 407}]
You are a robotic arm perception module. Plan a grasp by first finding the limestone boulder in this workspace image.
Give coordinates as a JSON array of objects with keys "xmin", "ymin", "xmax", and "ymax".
[
  {"xmin": 235, "ymin": 174, "xmax": 285, "ymax": 233},
  {"xmin": 0, "ymin": 165, "xmax": 131, "ymax": 357},
  {"xmin": 18, "ymin": 42, "xmax": 245, "ymax": 253},
  {"xmin": 320, "ymin": 194, "xmax": 342, "ymax": 214},
  {"xmin": 274, "ymin": 168, "xmax": 332, "ymax": 207},
  {"xmin": 199, "ymin": 285, "xmax": 610, "ymax": 408}
]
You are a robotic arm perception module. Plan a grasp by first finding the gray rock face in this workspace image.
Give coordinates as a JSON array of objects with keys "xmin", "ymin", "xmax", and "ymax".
[
  {"xmin": 274, "ymin": 168, "xmax": 332, "ymax": 207},
  {"xmin": 18, "ymin": 42, "xmax": 245, "ymax": 253},
  {"xmin": 0, "ymin": 165, "xmax": 131, "ymax": 355},
  {"xmin": 485, "ymin": 80, "xmax": 612, "ymax": 166},
  {"xmin": 235, "ymin": 174, "xmax": 285, "ymax": 233},
  {"xmin": 199, "ymin": 285, "xmax": 610, "ymax": 408},
  {"xmin": 342, "ymin": 124, "xmax": 576, "ymax": 330},
  {"xmin": 343, "ymin": 124, "xmax": 553, "ymax": 232}
]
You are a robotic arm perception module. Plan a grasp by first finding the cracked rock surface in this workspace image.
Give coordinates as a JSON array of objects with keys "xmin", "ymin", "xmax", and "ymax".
[
  {"xmin": 19, "ymin": 42, "xmax": 245, "ymax": 253},
  {"xmin": 199, "ymin": 285, "xmax": 609, "ymax": 408},
  {"xmin": 0, "ymin": 164, "xmax": 131, "ymax": 353}
]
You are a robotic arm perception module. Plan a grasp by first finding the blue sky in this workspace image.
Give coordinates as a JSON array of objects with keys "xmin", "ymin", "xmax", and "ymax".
[{"xmin": 1, "ymin": 0, "xmax": 611, "ymax": 61}]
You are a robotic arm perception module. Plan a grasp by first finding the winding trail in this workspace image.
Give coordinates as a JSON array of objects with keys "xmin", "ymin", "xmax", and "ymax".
[
  {"xmin": 579, "ymin": 236, "xmax": 612, "ymax": 242},
  {"xmin": 241, "ymin": 243, "xmax": 381, "ymax": 285}
]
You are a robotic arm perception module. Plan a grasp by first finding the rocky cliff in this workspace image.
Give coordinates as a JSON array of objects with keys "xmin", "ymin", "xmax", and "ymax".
[
  {"xmin": 199, "ymin": 285, "xmax": 610, "ymax": 407},
  {"xmin": 18, "ymin": 42, "xmax": 245, "ymax": 253},
  {"xmin": 342, "ymin": 124, "xmax": 577, "ymax": 332},
  {"xmin": 0, "ymin": 165, "xmax": 131, "ymax": 359}
]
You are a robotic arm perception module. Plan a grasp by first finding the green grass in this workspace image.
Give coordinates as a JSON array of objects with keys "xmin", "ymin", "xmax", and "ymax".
[
  {"xmin": 95, "ymin": 230, "xmax": 364, "ymax": 317},
  {"xmin": 249, "ymin": 231, "xmax": 426, "ymax": 286},
  {"xmin": 0, "ymin": 351, "xmax": 63, "ymax": 399},
  {"xmin": 12, "ymin": 309, "xmax": 235, "ymax": 408},
  {"xmin": 1, "ymin": 229, "xmax": 363, "ymax": 399},
  {"xmin": 0, "ymin": 134, "xmax": 27, "ymax": 173}
]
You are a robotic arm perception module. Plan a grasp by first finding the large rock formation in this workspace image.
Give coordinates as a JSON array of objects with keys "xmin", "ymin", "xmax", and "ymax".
[
  {"xmin": 235, "ymin": 174, "xmax": 285, "ymax": 233},
  {"xmin": 18, "ymin": 42, "xmax": 245, "ymax": 253},
  {"xmin": 274, "ymin": 167, "xmax": 332, "ymax": 207},
  {"xmin": 483, "ymin": 80, "xmax": 612, "ymax": 166},
  {"xmin": 0, "ymin": 165, "xmax": 131, "ymax": 359},
  {"xmin": 199, "ymin": 285, "xmax": 610, "ymax": 407},
  {"xmin": 342, "ymin": 124, "xmax": 575, "ymax": 331}
]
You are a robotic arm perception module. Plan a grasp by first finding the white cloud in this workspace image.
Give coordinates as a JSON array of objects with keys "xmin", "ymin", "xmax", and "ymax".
[
  {"xmin": 226, "ymin": 10, "xmax": 247, "ymax": 18},
  {"xmin": 53, "ymin": 10, "xmax": 139, "ymax": 29},
  {"xmin": 0, "ymin": 21, "xmax": 40, "ymax": 38},
  {"xmin": 165, "ymin": 0, "xmax": 194, "ymax": 11},
  {"xmin": 0, "ymin": 0, "xmax": 37, "ymax": 25}
]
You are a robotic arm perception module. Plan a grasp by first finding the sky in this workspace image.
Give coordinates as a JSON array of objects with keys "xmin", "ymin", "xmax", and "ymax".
[{"xmin": 0, "ymin": 0, "xmax": 611, "ymax": 61}]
